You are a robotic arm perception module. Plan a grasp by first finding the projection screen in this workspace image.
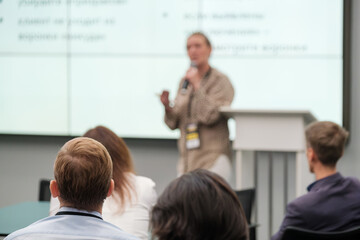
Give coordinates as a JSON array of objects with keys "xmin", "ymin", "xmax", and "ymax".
[{"xmin": 0, "ymin": 0, "xmax": 345, "ymax": 138}]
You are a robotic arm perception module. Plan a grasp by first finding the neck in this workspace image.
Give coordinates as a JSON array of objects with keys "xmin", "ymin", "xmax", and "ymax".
[
  {"xmin": 314, "ymin": 165, "xmax": 337, "ymax": 180},
  {"xmin": 197, "ymin": 63, "xmax": 210, "ymax": 76},
  {"xmin": 60, "ymin": 199, "xmax": 102, "ymax": 214}
]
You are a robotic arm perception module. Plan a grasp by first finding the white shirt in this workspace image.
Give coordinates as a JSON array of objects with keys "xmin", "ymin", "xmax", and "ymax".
[{"xmin": 49, "ymin": 174, "xmax": 157, "ymax": 240}]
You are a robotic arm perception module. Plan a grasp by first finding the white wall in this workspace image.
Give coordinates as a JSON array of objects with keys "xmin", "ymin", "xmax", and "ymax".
[{"xmin": 0, "ymin": 136, "xmax": 178, "ymax": 208}]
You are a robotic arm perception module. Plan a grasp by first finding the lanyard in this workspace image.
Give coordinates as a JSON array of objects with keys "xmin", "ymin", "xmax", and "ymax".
[{"xmin": 56, "ymin": 211, "xmax": 103, "ymax": 220}]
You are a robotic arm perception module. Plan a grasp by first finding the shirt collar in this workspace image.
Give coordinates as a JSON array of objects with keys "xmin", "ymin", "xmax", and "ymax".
[
  {"xmin": 307, "ymin": 172, "xmax": 342, "ymax": 192},
  {"xmin": 58, "ymin": 206, "xmax": 102, "ymax": 219}
]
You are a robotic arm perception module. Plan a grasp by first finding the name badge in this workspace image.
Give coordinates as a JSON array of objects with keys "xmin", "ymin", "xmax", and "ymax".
[{"xmin": 186, "ymin": 123, "xmax": 200, "ymax": 149}]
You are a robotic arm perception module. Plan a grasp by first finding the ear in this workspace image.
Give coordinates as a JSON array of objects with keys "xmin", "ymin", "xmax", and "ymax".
[
  {"xmin": 50, "ymin": 180, "xmax": 60, "ymax": 198},
  {"xmin": 107, "ymin": 179, "xmax": 114, "ymax": 197},
  {"xmin": 307, "ymin": 147, "xmax": 313, "ymax": 159},
  {"xmin": 307, "ymin": 147, "xmax": 319, "ymax": 163}
]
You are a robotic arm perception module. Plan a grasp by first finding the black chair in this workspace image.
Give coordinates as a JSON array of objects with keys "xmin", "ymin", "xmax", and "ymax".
[
  {"xmin": 235, "ymin": 188, "xmax": 257, "ymax": 240},
  {"xmin": 38, "ymin": 179, "xmax": 51, "ymax": 201},
  {"xmin": 281, "ymin": 226, "xmax": 360, "ymax": 240}
]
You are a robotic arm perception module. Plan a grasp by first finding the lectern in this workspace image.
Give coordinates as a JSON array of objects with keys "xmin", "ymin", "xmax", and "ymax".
[{"xmin": 220, "ymin": 107, "xmax": 317, "ymax": 196}]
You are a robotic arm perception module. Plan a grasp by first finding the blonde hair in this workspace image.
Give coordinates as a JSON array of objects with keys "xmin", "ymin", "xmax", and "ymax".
[{"xmin": 188, "ymin": 32, "xmax": 212, "ymax": 48}]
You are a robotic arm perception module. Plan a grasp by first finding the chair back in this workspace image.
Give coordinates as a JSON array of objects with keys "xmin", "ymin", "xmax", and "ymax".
[
  {"xmin": 39, "ymin": 179, "xmax": 51, "ymax": 201},
  {"xmin": 235, "ymin": 188, "xmax": 255, "ymax": 224},
  {"xmin": 281, "ymin": 226, "xmax": 360, "ymax": 240}
]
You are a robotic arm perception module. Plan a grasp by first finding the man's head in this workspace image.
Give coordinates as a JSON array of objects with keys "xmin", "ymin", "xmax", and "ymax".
[
  {"xmin": 305, "ymin": 121, "xmax": 349, "ymax": 171},
  {"xmin": 50, "ymin": 137, "xmax": 114, "ymax": 212},
  {"xmin": 186, "ymin": 32, "xmax": 212, "ymax": 67}
]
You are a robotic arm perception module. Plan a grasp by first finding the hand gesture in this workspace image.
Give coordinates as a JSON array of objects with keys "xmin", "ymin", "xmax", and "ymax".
[{"xmin": 160, "ymin": 90, "xmax": 172, "ymax": 111}]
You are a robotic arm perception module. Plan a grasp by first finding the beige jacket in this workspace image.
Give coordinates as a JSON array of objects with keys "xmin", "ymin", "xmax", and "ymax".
[{"xmin": 165, "ymin": 68, "xmax": 234, "ymax": 173}]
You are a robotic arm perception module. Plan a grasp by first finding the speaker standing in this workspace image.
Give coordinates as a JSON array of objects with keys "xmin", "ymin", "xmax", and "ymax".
[{"xmin": 160, "ymin": 32, "xmax": 234, "ymax": 182}]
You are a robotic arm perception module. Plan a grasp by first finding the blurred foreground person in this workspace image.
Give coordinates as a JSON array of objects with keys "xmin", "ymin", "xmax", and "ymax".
[
  {"xmin": 6, "ymin": 137, "xmax": 138, "ymax": 240},
  {"xmin": 151, "ymin": 169, "xmax": 248, "ymax": 240},
  {"xmin": 50, "ymin": 126, "xmax": 156, "ymax": 240}
]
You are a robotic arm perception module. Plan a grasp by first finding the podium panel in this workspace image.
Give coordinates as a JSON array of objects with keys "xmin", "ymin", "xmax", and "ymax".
[{"xmin": 220, "ymin": 107, "xmax": 316, "ymax": 196}]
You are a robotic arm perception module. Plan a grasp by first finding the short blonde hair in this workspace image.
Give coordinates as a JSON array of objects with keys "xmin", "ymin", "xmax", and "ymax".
[
  {"xmin": 188, "ymin": 32, "xmax": 212, "ymax": 48},
  {"xmin": 54, "ymin": 137, "xmax": 113, "ymax": 210},
  {"xmin": 305, "ymin": 121, "xmax": 349, "ymax": 166}
]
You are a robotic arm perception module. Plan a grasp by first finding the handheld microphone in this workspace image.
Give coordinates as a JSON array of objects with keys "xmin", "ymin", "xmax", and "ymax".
[{"xmin": 181, "ymin": 61, "xmax": 197, "ymax": 93}]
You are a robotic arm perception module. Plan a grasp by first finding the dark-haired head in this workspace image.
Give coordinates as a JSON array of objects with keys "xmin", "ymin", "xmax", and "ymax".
[{"xmin": 151, "ymin": 169, "xmax": 248, "ymax": 240}]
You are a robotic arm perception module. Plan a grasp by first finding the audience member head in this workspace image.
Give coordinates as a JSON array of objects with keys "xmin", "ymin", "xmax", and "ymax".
[
  {"xmin": 50, "ymin": 137, "xmax": 114, "ymax": 212},
  {"xmin": 151, "ymin": 169, "xmax": 248, "ymax": 240},
  {"xmin": 305, "ymin": 121, "xmax": 349, "ymax": 170},
  {"xmin": 83, "ymin": 126, "xmax": 135, "ymax": 207}
]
